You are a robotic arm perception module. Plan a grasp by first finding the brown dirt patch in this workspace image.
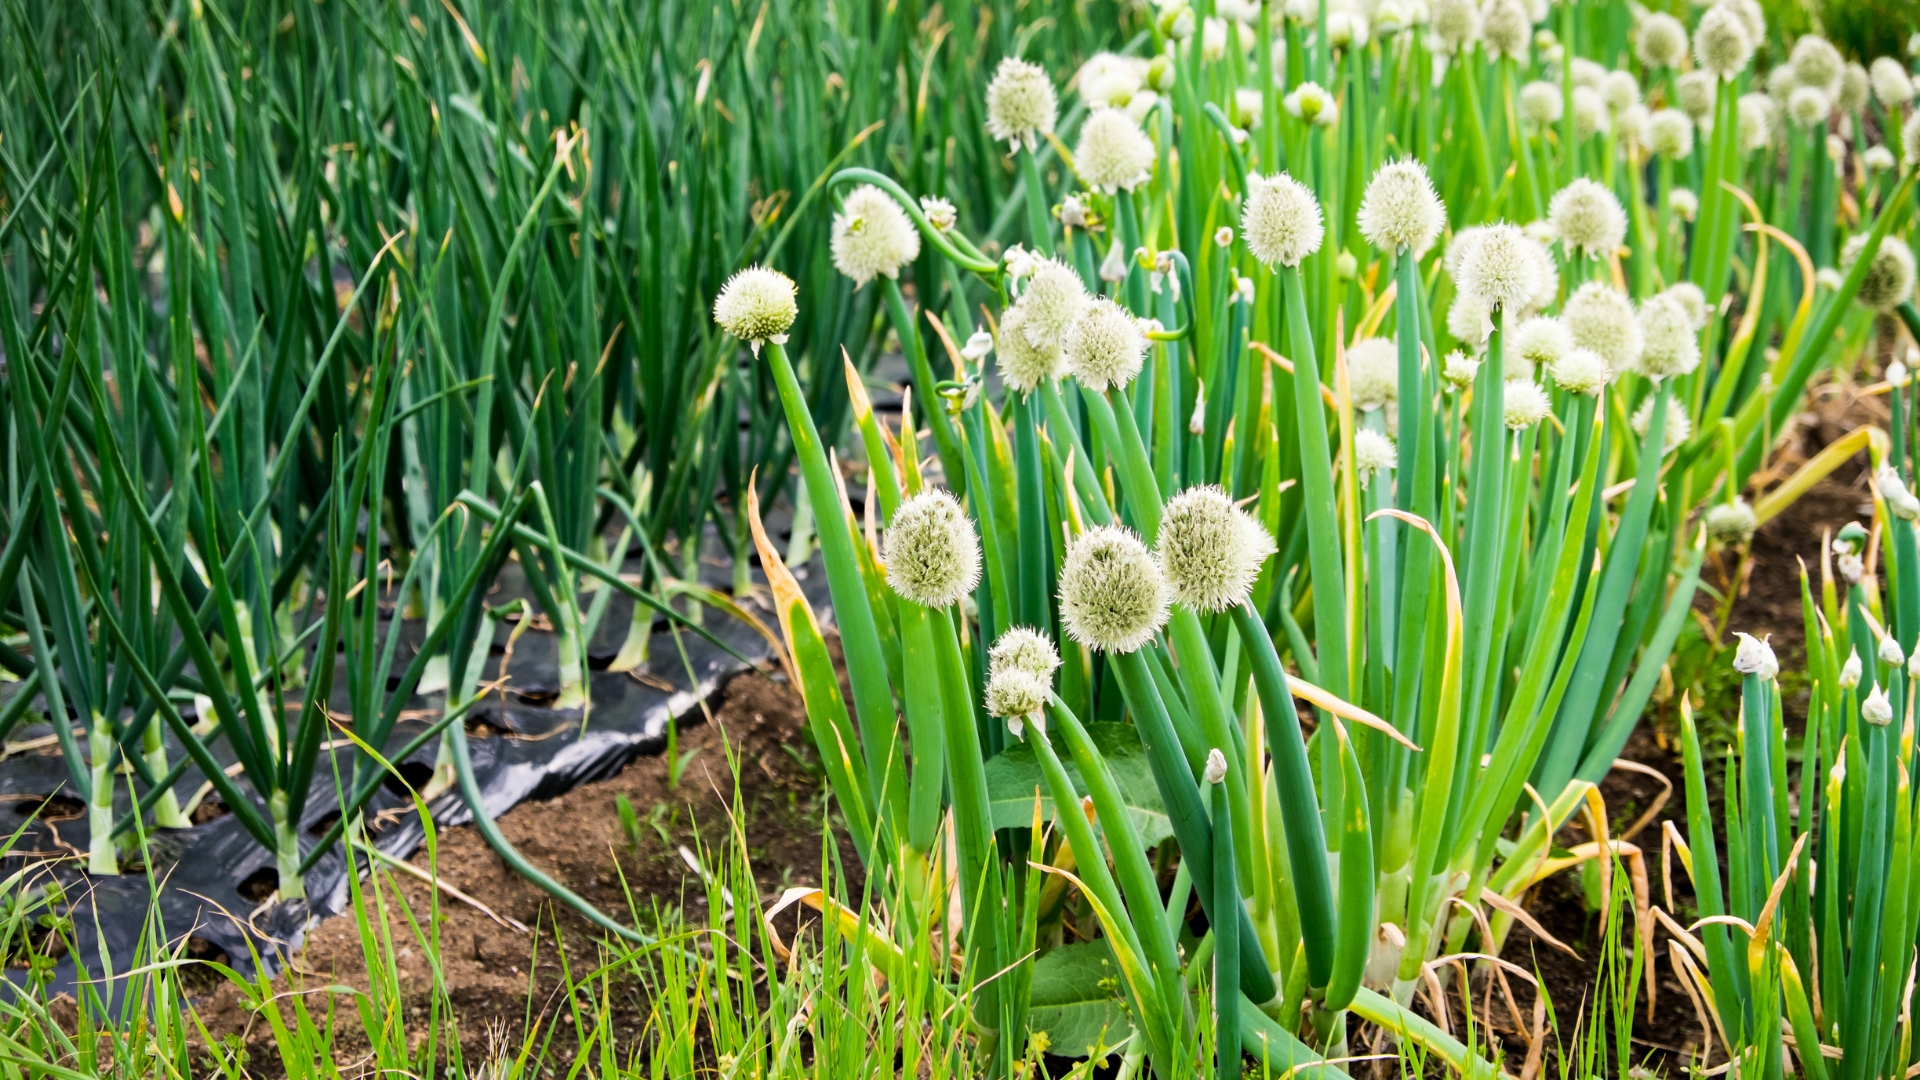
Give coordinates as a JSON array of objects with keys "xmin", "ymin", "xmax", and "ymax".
[{"xmin": 188, "ymin": 669, "xmax": 854, "ymax": 1077}]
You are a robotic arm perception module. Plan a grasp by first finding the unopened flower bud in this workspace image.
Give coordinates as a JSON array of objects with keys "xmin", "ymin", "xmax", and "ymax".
[
  {"xmin": 1733, "ymin": 632, "xmax": 1779, "ymax": 679},
  {"xmin": 1204, "ymin": 748, "xmax": 1230, "ymax": 785},
  {"xmin": 962, "ymin": 329, "xmax": 995, "ymax": 361},
  {"xmin": 1879, "ymin": 635, "xmax": 1906, "ymax": 667},
  {"xmin": 1840, "ymin": 651, "xmax": 1863, "ymax": 689},
  {"xmin": 919, "ymin": 195, "xmax": 958, "ymax": 232},
  {"xmin": 1862, "ymin": 685, "xmax": 1894, "ymax": 726}
]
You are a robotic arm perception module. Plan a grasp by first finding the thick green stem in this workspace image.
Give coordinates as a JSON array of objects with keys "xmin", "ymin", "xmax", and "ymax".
[
  {"xmin": 271, "ymin": 790, "xmax": 304, "ymax": 899},
  {"xmin": 141, "ymin": 720, "xmax": 189, "ymax": 830},
  {"xmin": 87, "ymin": 722, "xmax": 118, "ymax": 876}
]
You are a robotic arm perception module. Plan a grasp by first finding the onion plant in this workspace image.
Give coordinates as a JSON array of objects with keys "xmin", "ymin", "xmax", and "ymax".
[{"xmin": 733, "ymin": 0, "xmax": 1920, "ymax": 1074}]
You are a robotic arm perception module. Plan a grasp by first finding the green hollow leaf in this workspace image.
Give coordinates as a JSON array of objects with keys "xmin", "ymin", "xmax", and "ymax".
[
  {"xmin": 1024, "ymin": 942, "xmax": 1134, "ymax": 1059},
  {"xmin": 984, "ymin": 722, "xmax": 1171, "ymax": 847}
]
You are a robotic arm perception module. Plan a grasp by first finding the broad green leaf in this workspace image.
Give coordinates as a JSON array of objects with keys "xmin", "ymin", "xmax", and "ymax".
[
  {"xmin": 1023, "ymin": 942, "xmax": 1133, "ymax": 1060},
  {"xmin": 984, "ymin": 722, "xmax": 1171, "ymax": 846}
]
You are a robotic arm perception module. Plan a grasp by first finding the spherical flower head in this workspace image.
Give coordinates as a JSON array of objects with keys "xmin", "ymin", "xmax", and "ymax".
[
  {"xmin": 1669, "ymin": 187, "xmax": 1700, "ymax": 222},
  {"xmin": 989, "ymin": 626, "xmax": 1062, "ymax": 680},
  {"xmin": 1790, "ymin": 35, "xmax": 1843, "ymax": 96},
  {"xmin": 1284, "ymin": 82, "xmax": 1341, "ymax": 128},
  {"xmin": 1663, "ymin": 282, "xmax": 1710, "ymax": 329},
  {"xmin": 1017, "ymin": 258, "xmax": 1092, "ymax": 350},
  {"xmin": 1430, "ymin": 0, "xmax": 1481, "ymax": 52},
  {"xmin": 1841, "ymin": 234, "xmax": 1918, "ymax": 312},
  {"xmin": 1694, "ymin": 3, "xmax": 1755, "ymax": 80},
  {"xmin": 1353, "ymin": 428, "xmax": 1398, "ymax": 487},
  {"xmin": 986, "ymin": 57, "xmax": 1058, "ymax": 151},
  {"xmin": 1447, "ymin": 291, "xmax": 1493, "ymax": 351},
  {"xmin": 1648, "ymin": 109, "xmax": 1694, "ymax": 158},
  {"xmin": 1731, "ymin": 0, "xmax": 1766, "ymax": 46},
  {"xmin": 1602, "ymin": 70, "xmax": 1640, "ymax": 114},
  {"xmin": 1865, "ymin": 145, "xmax": 1897, "ymax": 172},
  {"xmin": 712, "ymin": 266, "xmax": 798, "ymax": 350},
  {"xmin": 1863, "ymin": 685, "xmax": 1894, "ymax": 727},
  {"xmin": 1359, "ymin": 158, "xmax": 1446, "ymax": 255},
  {"xmin": 1347, "ymin": 337, "xmax": 1400, "ymax": 410},
  {"xmin": 1564, "ymin": 281, "xmax": 1643, "ymax": 373},
  {"xmin": 1572, "ymin": 57, "xmax": 1607, "ymax": 91},
  {"xmin": 1442, "ymin": 349, "xmax": 1481, "ymax": 390},
  {"xmin": 1677, "ymin": 70, "xmax": 1716, "ymax": 120},
  {"xmin": 1482, "ymin": 0, "xmax": 1530, "ymax": 61},
  {"xmin": 1511, "ymin": 316, "xmax": 1573, "ymax": 378},
  {"xmin": 830, "ymin": 184, "xmax": 921, "ymax": 286},
  {"xmin": 1636, "ymin": 293, "xmax": 1701, "ymax": 380},
  {"xmin": 1637, "ymin": 12, "xmax": 1687, "ymax": 68},
  {"xmin": 1618, "ymin": 104, "xmax": 1651, "ymax": 147},
  {"xmin": 1906, "ymin": 111, "xmax": 1920, "ymax": 166},
  {"xmin": 1547, "ymin": 347, "xmax": 1610, "ymax": 395},
  {"xmin": 1787, "ymin": 86, "xmax": 1830, "ymax": 128},
  {"xmin": 1705, "ymin": 499, "xmax": 1758, "ymax": 546},
  {"xmin": 1374, "ymin": 0, "xmax": 1410, "ymax": 36},
  {"xmin": 1548, "ymin": 179, "xmax": 1626, "ymax": 260},
  {"xmin": 884, "ymin": 489, "xmax": 982, "ymax": 607},
  {"xmin": 1631, "ymin": 394, "xmax": 1691, "ymax": 455},
  {"xmin": 1456, "ymin": 223, "xmax": 1542, "ymax": 309},
  {"xmin": 1519, "ymin": 81, "xmax": 1564, "ymax": 126},
  {"xmin": 1058, "ymin": 525, "xmax": 1170, "ymax": 653},
  {"xmin": 1064, "ymin": 296, "xmax": 1149, "ymax": 392},
  {"xmin": 1078, "ymin": 52, "xmax": 1146, "ymax": 109},
  {"xmin": 985, "ymin": 668, "xmax": 1050, "ymax": 731},
  {"xmin": 995, "ymin": 304, "xmax": 1064, "ymax": 392},
  {"xmin": 1838, "ymin": 63, "xmax": 1870, "ymax": 113},
  {"xmin": 1233, "ymin": 88, "xmax": 1264, "ymax": 129},
  {"xmin": 1242, "ymin": 171, "xmax": 1325, "ymax": 268},
  {"xmin": 1572, "ymin": 86, "xmax": 1610, "ymax": 140},
  {"xmin": 1737, "ymin": 93, "xmax": 1773, "ymax": 152},
  {"xmin": 1732, "ymin": 632, "xmax": 1779, "ymax": 679},
  {"xmin": 1327, "ymin": 9, "xmax": 1370, "ymax": 49},
  {"xmin": 1872, "ymin": 56, "xmax": 1915, "ymax": 109},
  {"xmin": 1075, "ymin": 108, "xmax": 1156, "ymax": 193},
  {"xmin": 1156, "ymin": 485, "xmax": 1276, "ymax": 613},
  {"xmin": 1502, "ymin": 379, "xmax": 1551, "ymax": 430}
]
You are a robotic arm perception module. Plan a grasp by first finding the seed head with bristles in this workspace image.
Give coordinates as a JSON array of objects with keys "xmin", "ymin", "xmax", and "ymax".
[
  {"xmin": 712, "ymin": 266, "xmax": 798, "ymax": 350},
  {"xmin": 1841, "ymin": 234, "xmax": 1917, "ymax": 312},
  {"xmin": 1872, "ymin": 57, "xmax": 1915, "ymax": 109},
  {"xmin": 1503, "ymin": 380, "xmax": 1551, "ymax": 430},
  {"xmin": 831, "ymin": 184, "xmax": 921, "ymax": 285},
  {"xmin": 1075, "ymin": 109, "xmax": 1156, "ymax": 193},
  {"xmin": 1631, "ymin": 395, "xmax": 1691, "ymax": 455},
  {"xmin": 1787, "ymin": 86, "xmax": 1830, "ymax": 128},
  {"xmin": 1548, "ymin": 179, "xmax": 1626, "ymax": 260},
  {"xmin": 1677, "ymin": 71, "xmax": 1716, "ymax": 120},
  {"xmin": 1482, "ymin": 0, "xmax": 1530, "ymax": 60},
  {"xmin": 1358, "ymin": 158, "xmax": 1445, "ymax": 256},
  {"xmin": 1663, "ymin": 282, "xmax": 1709, "ymax": 329},
  {"xmin": 1346, "ymin": 338, "xmax": 1400, "ymax": 410},
  {"xmin": 986, "ymin": 58, "xmax": 1059, "ymax": 151},
  {"xmin": 1016, "ymin": 258, "xmax": 1092, "ymax": 350},
  {"xmin": 1635, "ymin": 293, "xmax": 1701, "ymax": 379},
  {"xmin": 1705, "ymin": 500, "xmax": 1758, "ymax": 546},
  {"xmin": 1637, "ymin": 12, "xmax": 1687, "ymax": 68},
  {"xmin": 1694, "ymin": 3, "xmax": 1755, "ymax": 80},
  {"xmin": 1648, "ymin": 109, "xmax": 1694, "ymax": 158},
  {"xmin": 1242, "ymin": 171, "xmax": 1324, "ymax": 268},
  {"xmin": 1602, "ymin": 70, "xmax": 1640, "ymax": 114},
  {"xmin": 1790, "ymin": 35, "xmax": 1843, "ymax": 95},
  {"xmin": 1442, "ymin": 349, "xmax": 1481, "ymax": 390},
  {"xmin": 1737, "ymin": 93, "xmax": 1773, "ymax": 152},
  {"xmin": 985, "ymin": 668, "xmax": 1051, "ymax": 730},
  {"xmin": 1353, "ymin": 429, "xmax": 1398, "ymax": 487},
  {"xmin": 1572, "ymin": 87, "xmax": 1610, "ymax": 139},
  {"xmin": 1838, "ymin": 63, "xmax": 1870, "ymax": 113},
  {"xmin": 1547, "ymin": 347, "xmax": 1610, "ymax": 395},
  {"xmin": 1669, "ymin": 188, "xmax": 1699, "ymax": 221},
  {"xmin": 1456, "ymin": 223, "xmax": 1543, "ymax": 309},
  {"xmin": 884, "ymin": 489, "xmax": 982, "ymax": 607},
  {"xmin": 1058, "ymin": 526, "xmax": 1171, "ymax": 654},
  {"xmin": 995, "ymin": 304, "xmax": 1065, "ymax": 392},
  {"xmin": 1065, "ymin": 296, "xmax": 1150, "ymax": 391},
  {"xmin": 1156, "ymin": 486, "xmax": 1276, "ymax": 613},
  {"xmin": 1519, "ymin": 82, "xmax": 1564, "ymax": 126},
  {"xmin": 1511, "ymin": 316, "xmax": 1573, "ymax": 378},
  {"xmin": 1447, "ymin": 291, "xmax": 1493, "ymax": 352},
  {"xmin": 990, "ymin": 627, "xmax": 1062, "ymax": 680},
  {"xmin": 1564, "ymin": 281, "xmax": 1643, "ymax": 373}
]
